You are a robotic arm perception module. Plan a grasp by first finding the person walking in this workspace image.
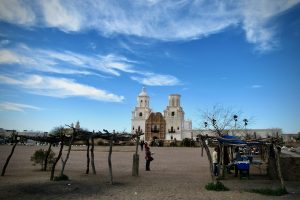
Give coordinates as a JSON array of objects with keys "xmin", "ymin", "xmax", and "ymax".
[
  {"xmin": 145, "ymin": 146, "xmax": 153, "ymax": 171},
  {"xmin": 212, "ymin": 147, "xmax": 218, "ymax": 176}
]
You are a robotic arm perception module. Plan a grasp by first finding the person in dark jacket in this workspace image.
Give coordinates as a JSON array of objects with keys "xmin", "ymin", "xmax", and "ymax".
[
  {"xmin": 145, "ymin": 146, "xmax": 153, "ymax": 171},
  {"xmin": 140, "ymin": 140, "xmax": 145, "ymax": 151}
]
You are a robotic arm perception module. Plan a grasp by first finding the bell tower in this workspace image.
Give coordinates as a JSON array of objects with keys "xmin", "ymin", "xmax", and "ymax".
[
  {"xmin": 164, "ymin": 94, "xmax": 184, "ymax": 140},
  {"xmin": 137, "ymin": 87, "xmax": 150, "ymax": 108},
  {"xmin": 131, "ymin": 87, "xmax": 152, "ymax": 140}
]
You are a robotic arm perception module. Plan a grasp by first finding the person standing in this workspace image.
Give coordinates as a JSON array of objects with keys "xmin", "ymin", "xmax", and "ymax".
[
  {"xmin": 233, "ymin": 147, "xmax": 241, "ymax": 177},
  {"xmin": 212, "ymin": 147, "xmax": 218, "ymax": 176},
  {"xmin": 140, "ymin": 140, "xmax": 144, "ymax": 151},
  {"xmin": 145, "ymin": 146, "xmax": 153, "ymax": 171}
]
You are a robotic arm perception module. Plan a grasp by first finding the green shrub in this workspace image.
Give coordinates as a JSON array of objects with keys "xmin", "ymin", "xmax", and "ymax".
[
  {"xmin": 170, "ymin": 141, "xmax": 177, "ymax": 147},
  {"xmin": 205, "ymin": 181, "xmax": 229, "ymax": 191},
  {"xmin": 181, "ymin": 138, "xmax": 195, "ymax": 147},
  {"xmin": 53, "ymin": 174, "xmax": 69, "ymax": 181},
  {"xmin": 248, "ymin": 188, "xmax": 288, "ymax": 196},
  {"xmin": 30, "ymin": 148, "xmax": 55, "ymax": 170}
]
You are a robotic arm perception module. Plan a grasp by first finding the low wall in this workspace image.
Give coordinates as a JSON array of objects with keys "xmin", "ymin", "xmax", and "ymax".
[{"xmin": 280, "ymin": 155, "xmax": 300, "ymax": 181}]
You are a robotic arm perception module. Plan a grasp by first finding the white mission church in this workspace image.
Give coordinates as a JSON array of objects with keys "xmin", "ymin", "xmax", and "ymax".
[{"xmin": 131, "ymin": 87, "xmax": 192, "ymax": 142}]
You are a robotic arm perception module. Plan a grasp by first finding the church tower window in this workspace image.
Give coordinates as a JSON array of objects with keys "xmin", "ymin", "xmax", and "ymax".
[
  {"xmin": 171, "ymin": 111, "xmax": 175, "ymax": 116},
  {"xmin": 133, "ymin": 126, "xmax": 134, "ymax": 130},
  {"xmin": 171, "ymin": 126, "xmax": 174, "ymax": 132},
  {"xmin": 139, "ymin": 112, "xmax": 143, "ymax": 117}
]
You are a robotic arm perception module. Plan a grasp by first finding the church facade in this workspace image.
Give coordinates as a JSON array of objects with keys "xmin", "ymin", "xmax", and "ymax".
[{"xmin": 131, "ymin": 87, "xmax": 191, "ymax": 141}]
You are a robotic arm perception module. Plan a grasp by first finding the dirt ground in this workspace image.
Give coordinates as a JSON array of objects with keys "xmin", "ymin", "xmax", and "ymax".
[{"xmin": 0, "ymin": 145, "xmax": 299, "ymax": 200}]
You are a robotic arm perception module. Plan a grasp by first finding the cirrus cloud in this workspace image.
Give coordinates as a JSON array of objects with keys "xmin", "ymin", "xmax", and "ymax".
[
  {"xmin": 0, "ymin": 74, "xmax": 124, "ymax": 102},
  {"xmin": 131, "ymin": 73, "xmax": 181, "ymax": 86},
  {"xmin": 0, "ymin": 101, "xmax": 41, "ymax": 112},
  {"xmin": 0, "ymin": 0, "xmax": 299, "ymax": 51},
  {"xmin": 0, "ymin": 44, "xmax": 181, "ymax": 86}
]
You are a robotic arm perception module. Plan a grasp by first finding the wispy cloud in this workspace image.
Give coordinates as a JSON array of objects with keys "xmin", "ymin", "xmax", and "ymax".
[
  {"xmin": 0, "ymin": 39, "xmax": 10, "ymax": 46},
  {"xmin": 0, "ymin": 45, "xmax": 137, "ymax": 77},
  {"xmin": 0, "ymin": 74, "xmax": 124, "ymax": 102},
  {"xmin": 0, "ymin": 101, "xmax": 41, "ymax": 112},
  {"xmin": 131, "ymin": 73, "xmax": 180, "ymax": 86},
  {"xmin": 240, "ymin": 1, "xmax": 300, "ymax": 51},
  {"xmin": 251, "ymin": 85, "xmax": 263, "ymax": 89},
  {"xmin": 0, "ymin": 44, "xmax": 181, "ymax": 86},
  {"xmin": 1, "ymin": 1, "xmax": 299, "ymax": 51},
  {"xmin": 0, "ymin": 0, "xmax": 35, "ymax": 26},
  {"xmin": 39, "ymin": 0, "xmax": 82, "ymax": 32}
]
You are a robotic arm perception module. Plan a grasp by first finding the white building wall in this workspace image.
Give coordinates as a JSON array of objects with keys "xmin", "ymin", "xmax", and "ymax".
[{"xmin": 191, "ymin": 128, "xmax": 282, "ymax": 140}]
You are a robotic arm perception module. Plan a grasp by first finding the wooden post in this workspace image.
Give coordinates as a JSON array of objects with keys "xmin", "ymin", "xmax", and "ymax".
[
  {"xmin": 60, "ymin": 130, "xmax": 75, "ymax": 177},
  {"xmin": 44, "ymin": 143, "xmax": 52, "ymax": 171},
  {"xmin": 274, "ymin": 145, "xmax": 286, "ymax": 191},
  {"xmin": 1, "ymin": 140, "xmax": 18, "ymax": 176},
  {"xmin": 230, "ymin": 146, "xmax": 233, "ymax": 162},
  {"xmin": 86, "ymin": 138, "xmax": 90, "ymax": 174},
  {"xmin": 200, "ymin": 136, "xmax": 217, "ymax": 183},
  {"xmin": 91, "ymin": 134, "xmax": 96, "ymax": 174},
  {"xmin": 219, "ymin": 144, "xmax": 225, "ymax": 178},
  {"xmin": 132, "ymin": 131, "xmax": 140, "ymax": 176},
  {"xmin": 108, "ymin": 132, "xmax": 114, "ymax": 184},
  {"xmin": 50, "ymin": 140, "xmax": 64, "ymax": 181}
]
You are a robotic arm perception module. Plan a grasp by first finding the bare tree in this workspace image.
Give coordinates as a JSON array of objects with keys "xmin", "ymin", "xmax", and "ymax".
[
  {"xmin": 201, "ymin": 105, "xmax": 243, "ymax": 136},
  {"xmin": 199, "ymin": 105, "xmax": 245, "ymax": 180}
]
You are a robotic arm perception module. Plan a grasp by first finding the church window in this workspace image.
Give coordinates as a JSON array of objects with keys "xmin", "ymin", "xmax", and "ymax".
[
  {"xmin": 138, "ymin": 126, "xmax": 140, "ymax": 131},
  {"xmin": 133, "ymin": 127, "xmax": 134, "ymax": 130},
  {"xmin": 171, "ymin": 111, "xmax": 175, "ymax": 116},
  {"xmin": 177, "ymin": 126, "xmax": 180, "ymax": 130},
  {"xmin": 139, "ymin": 112, "xmax": 142, "ymax": 117}
]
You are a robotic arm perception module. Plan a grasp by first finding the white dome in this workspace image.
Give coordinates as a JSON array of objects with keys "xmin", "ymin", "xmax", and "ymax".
[{"xmin": 139, "ymin": 87, "xmax": 148, "ymax": 96}]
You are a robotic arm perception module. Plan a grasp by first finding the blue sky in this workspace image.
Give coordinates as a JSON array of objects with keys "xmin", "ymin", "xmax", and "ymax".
[{"xmin": 0, "ymin": 0, "xmax": 299, "ymax": 133}]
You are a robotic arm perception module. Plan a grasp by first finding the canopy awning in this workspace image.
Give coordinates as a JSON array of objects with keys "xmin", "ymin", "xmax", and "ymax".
[{"xmin": 217, "ymin": 135, "xmax": 264, "ymax": 146}]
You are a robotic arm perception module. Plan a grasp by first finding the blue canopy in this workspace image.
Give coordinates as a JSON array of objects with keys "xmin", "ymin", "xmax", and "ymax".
[
  {"xmin": 218, "ymin": 135, "xmax": 246, "ymax": 145},
  {"xmin": 218, "ymin": 135, "xmax": 263, "ymax": 145}
]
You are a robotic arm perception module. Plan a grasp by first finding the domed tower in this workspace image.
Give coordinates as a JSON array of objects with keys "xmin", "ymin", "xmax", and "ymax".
[
  {"xmin": 164, "ymin": 94, "xmax": 184, "ymax": 140},
  {"xmin": 131, "ymin": 87, "xmax": 152, "ymax": 140}
]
